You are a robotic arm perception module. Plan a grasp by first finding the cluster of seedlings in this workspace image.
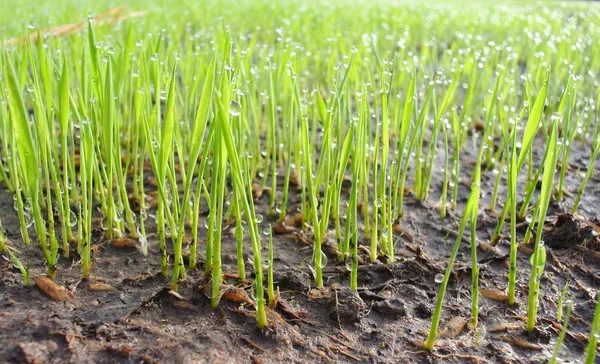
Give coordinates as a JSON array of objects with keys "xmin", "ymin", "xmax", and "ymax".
[{"xmin": 1, "ymin": 1, "xmax": 600, "ymax": 360}]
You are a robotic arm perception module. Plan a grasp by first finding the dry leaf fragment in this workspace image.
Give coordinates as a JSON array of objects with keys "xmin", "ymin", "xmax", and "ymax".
[
  {"xmin": 252, "ymin": 183, "xmax": 264, "ymax": 199},
  {"xmin": 518, "ymin": 244, "xmax": 533, "ymax": 254},
  {"xmin": 284, "ymin": 213, "xmax": 304, "ymax": 227},
  {"xmin": 222, "ymin": 286, "xmax": 254, "ymax": 306},
  {"xmin": 34, "ymin": 276, "xmax": 69, "ymax": 301},
  {"xmin": 87, "ymin": 283, "xmax": 114, "ymax": 291},
  {"xmin": 478, "ymin": 241, "xmax": 502, "ymax": 256},
  {"xmin": 111, "ymin": 238, "xmax": 138, "ymax": 249},
  {"xmin": 492, "ymin": 335, "xmax": 542, "ymax": 350},
  {"xmin": 480, "ymin": 288, "xmax": 508, "ymax": 302},
  {"xmin": 440, "ymin": 316, "xmax": 468, "ymax": 338},
  {"xmin": 488, "ymin": 322, "xmax": 523, "ymax": 333},
  {"xmin": 272, "ymin": 222, "xmax": 296, "ymax": 234}
]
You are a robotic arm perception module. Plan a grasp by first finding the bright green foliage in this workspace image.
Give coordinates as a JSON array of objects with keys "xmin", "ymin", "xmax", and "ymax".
[{"xmin": 0, "ymin": 0, "xmax": 599, "ymax": 337}]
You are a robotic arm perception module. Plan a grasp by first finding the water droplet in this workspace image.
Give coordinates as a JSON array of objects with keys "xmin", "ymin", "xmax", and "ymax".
[
  {"xmin": 107, "ymin": 47, "xmax": 115, "ymax": 55},
  {"xmin": 255, "ymin": 214, "xmax": 264, "ymax": 223},
  {"xmin": 350, "ymin": 46, "xmax": 358, "ymax": 53},
  {"xmin": 263, "ymin": 227, "xmax": 271, "ymax": 236},
  {"xmin": 375, "ymin": 198, "xmax": 383, "ymax": 208},
  {"xmin": 137, "ymin": 86, "xmax": 145, "ymax": 94},
  {"xmin": 151, "ymin": 53, "xmax": 158, "ymax": 61},
  {"xmin": 27, "ymin": 21, "xmax": 36, "ymax": 30},
  {"xmin": 26, "ymin": 85, "xmax": 34, "ymax": 93},
  {"xmin": 320, "ymin": 251, "xmax": 328, "ymax": 268},
  {"xmin": 246, "ymin": 152, "xmax": 253, "ymax": 159},
  {"xmin": 345, "ymin": 257, "xmax": 354, "ymax": 271},
  {"xmin": 352, "ymin": 112, "xmax": 360, "ymax": 122},
  {"xmin": 229, "ymin": 100, "xmax": 242, "ymax": 116},
  {"xmin": 173, "ymin": 52, "xmax": 181, "ymax": 61},
  {"xmin": 434, "ymin": 273, "xmax": 444, "ymax": 284},
  {"xmin": 69, "ymin": 209, "xmax": 77, "ymax": 227}
]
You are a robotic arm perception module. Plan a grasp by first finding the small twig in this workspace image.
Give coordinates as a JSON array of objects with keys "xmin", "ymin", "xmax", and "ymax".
[{"xmin": 240, "ymin": 337, "xmax": 265, "ymax": 352}]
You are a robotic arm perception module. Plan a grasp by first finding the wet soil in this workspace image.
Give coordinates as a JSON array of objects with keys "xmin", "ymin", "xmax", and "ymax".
[{"xmin": 1, "ymin": 136, "xmax": 600, "ymax": 363}]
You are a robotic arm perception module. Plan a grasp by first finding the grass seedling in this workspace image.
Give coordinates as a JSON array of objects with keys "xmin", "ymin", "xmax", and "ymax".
[
  {"xmin": 550, "ymin": 301, "xmax": 573, "ymax": 364},
  {"xmin": 527, "ymin": 117, "xmax": 561, "ymax": 332},
  {"xmin": 5, "ymin": 54, "xmax": 54, "ymax": 277},
  {"xmin": 425, "ymin": 148, "xmax": 482, "ymax": 350},
  {"xmin": 300, "ymin": 112, "xmax": 324, "ymax": 287},
  {"xmin": 507, "ymin": 125, "xmax": 518, "ymax": 305},
  {"xmin": 267, "ymin": 225, "xmax": 277, "ymax": 307},
  {"xmin": 586, "ymin": 293, "xmax": 600, "ymax": 364},
  {"xmin": 491, "ymin": 73, "xmax": 549, "ymax": 244},
  {"xmin": 572, "ymin": 133, "xmax": 600, "ymax": 213},
  {"xmin": 556, "ymin": 282, "xmax": 570, "ymax": 323},
  {"xmin": 0, "ymin": 224, "xmax": 29, "ymax": 285}
]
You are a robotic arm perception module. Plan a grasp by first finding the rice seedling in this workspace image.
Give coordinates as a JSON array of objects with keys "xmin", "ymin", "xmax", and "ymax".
[
  {"xmin": 527, "ymin": 116, "xmax": 561, "ymax": 332},
  {"xmin": 424, "ymin": 147, "xmax": 482, "ymax": 350},
  {"xmin": 586, "ymin": 294, "xmax": 600, "ymax": 364},
  {"xmin": 2, "ymin": 1, "xmax": 600, "ymax": 361},
  {"xmin": 550, "ymin": 300, "xmax": 573, "ymax": 364}
]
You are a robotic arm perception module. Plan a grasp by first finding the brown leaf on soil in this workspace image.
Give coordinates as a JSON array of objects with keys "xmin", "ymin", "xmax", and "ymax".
[
  {"xmin": 478, "ymin": 241, "xmax": 502, "ymax": 256},
  {"xmin": 277, "ymin": 299, "xmax": 307, "ymax": 320},
  {"xmin": 439, "ymin": 316, "xmax": 468, "ymax": 338},
  {"xmin": 393, "ymin": 224, "xmax": 414, "ymax": 241},
  {"xmin": 252, "ymin": 183, "xmax": 264, "ymax": 199},
  {"xmin": 289, "ymin": 170, "xmax": 301, "ymax": 187},
  {"xmin": 284, "ymin": 213, "xmax": 304, "ymax": 227},
  {"xmin": 34, "ymin": 276, "xmax": 69, "ymax": 301},
  {"xmin": 110, "ymin": 238, "xmax": 138, "ymax": 249},
  {"xmin": 492, "ymin": 335, "xmax": 542, "ymax": 350},
  {"xmin": 147, "ymin": 176, "xmax": 158, "ymax": 187},
  {"xmin": 518, "ymin": 244, "xmax": 533, "ymax": 254},
  {"xmin": 87, "ymin": 283, "xmax": 114, "ymax": 292},
  {"xmin": 488, "ymin": 322, "xmax": 523, "ymax": 333},
  {"xmin": 272, "ymin": 222, "xmax": 296, "ymax": 234},
  {"xmin": 479, "ymin": 288, "xmax": 508, "ymax": 302},
  {"xmin": 222, "ymin": 286, "xmax": 254, "ymax": 306}
]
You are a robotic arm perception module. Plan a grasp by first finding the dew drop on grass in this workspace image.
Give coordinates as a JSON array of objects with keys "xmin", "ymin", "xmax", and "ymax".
[
  {"xmin": 107, "ymin": 47, "xmax": 115, "ymax": 55},
  {"xmin": 255, "ymin": 214, "xmax": 264, "ymax": 224},
  {"xmin": 352, "ymin": 112, "xmax": 360, "ymax": 121},
  {"xmin": 69, "ymin": 209, "xmax": 77, "ymax": 227},
  {"xmin": 345, "ymin": 257, "xmax": 354, "ymax": 271},
  {"xmin": 151, "ymin": 53, "xmax": 158, "ymax": 61},
  {"xmin": 320, "ymin": 251, "xmax": 328, "ymax": 268},
  {"xmin": 375, "ymin": 198, "xmax": 383, "ymax": 208},
  {"xmin": 246, "ymin": 152, "xmax": 253, "ymax": 159},
  {"xmin": 26, "ymin": 85, "xmax": 34, "ymax": 93},
  {"xmin": 27, "ymin": 21, "xmax": 36, "ymax": 29},
  {"xmin": 350, "ymin": 46, "xmax": 358, "ymax": 53},
  {"xmin": 434, "ymin": 273, "xmax": 444, "ymax": 284},
  {"xmin": 263, "ymin": 227, "xmax": 271, "ymax": 236},
  {"xmin": 229, "ymin": 100, "xmax": 242, "ymax": 116},
  {"xmin": 137, "ymin": 86, "xmax": 145, "ymax": 94}
]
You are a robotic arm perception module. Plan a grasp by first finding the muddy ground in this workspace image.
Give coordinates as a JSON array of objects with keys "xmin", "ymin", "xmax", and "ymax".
[{"xmin": 1, "ymin": 136, "xmax": 600, "ymax": 363}]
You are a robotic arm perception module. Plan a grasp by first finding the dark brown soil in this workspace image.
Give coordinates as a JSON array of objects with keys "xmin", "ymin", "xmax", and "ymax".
[{"xmin": 1, "ymin": 137, "xmax": 600, "ymax": 363}]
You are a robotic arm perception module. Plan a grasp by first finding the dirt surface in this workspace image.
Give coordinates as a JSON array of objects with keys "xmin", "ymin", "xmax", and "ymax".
[{"xmin": 1, "ymin": 136, "xmax": 600, "ymax": 363}]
